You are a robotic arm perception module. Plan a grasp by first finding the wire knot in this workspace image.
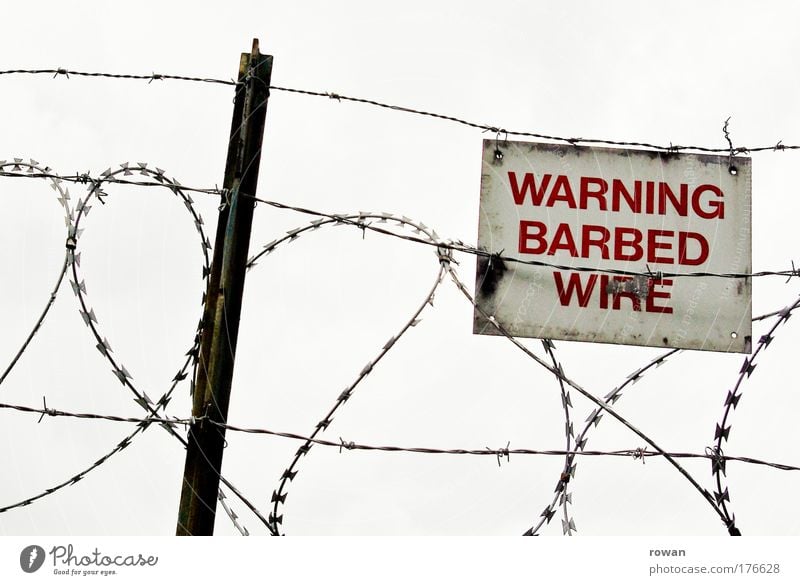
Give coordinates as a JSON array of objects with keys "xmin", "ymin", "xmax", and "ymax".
[
  {"xmin": 339, "ymin": 437, "xmax": 355, "ymax": 453},
  {"xmin": 489, "ymin": 441, "xmax": 511, "ymax": 467},
  {"xmin": 785, "ymin": 260, "xmax": 799, "ymax": 283},
  {"xmin": 645, "ymin": 264, "xmax": 663, "ymax": 283},
  {"xmin": 54, "ymin": 68, "xmax": 69, "ymax": 79},
  {"xmin": 705, "ymin": 445, "xmax": 727, "ymax": 476},
  {"xmin": 218, "ymin": 188, "xmax": 232, "ymax": 211},
  {"xmin": 722, "ymin": 117, "xmax": 741, "ymax": 174},
  {"xmin": 631, "ymin": 447, "xmax": 647, "ymax": 464},
  {"xmin": 37, "ymin": 397, "xmax": 56, "ymax": 423},
  {"xmin": 436, "ymin": 245, "xmax": 453, "ymax": 265}
]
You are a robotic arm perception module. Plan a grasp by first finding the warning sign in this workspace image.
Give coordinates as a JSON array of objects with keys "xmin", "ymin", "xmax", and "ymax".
[{"xmin": 474, "ymin": 140, "xmax": 751, "ymax": 353}]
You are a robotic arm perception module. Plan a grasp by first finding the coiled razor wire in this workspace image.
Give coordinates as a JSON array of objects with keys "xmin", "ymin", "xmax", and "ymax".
[
  {"xmin": 0, "ymin": 159, "xmax": 74, "ymax": 386},
  {"xmin": 710, "ymin": 294, "xmax": 800, "ymax": 535},
  {"xmin": 2, "ymin": 160, "xmax": 799, "ymax": 534},
  {"xmin": 0, "ymin": 161, "xmax": 251, "ymax": 535}
]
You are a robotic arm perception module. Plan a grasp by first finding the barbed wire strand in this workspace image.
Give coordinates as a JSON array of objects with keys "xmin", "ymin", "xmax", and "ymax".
[
  {"xmin": 541, "ymin": 340, "xmax": 578, "ymax": 535},
  {"xmin": 444, "ymin": 262, "xmax": 733, "ymax": 529},
  {"xmin": 0, "ymin": 68, "xmax": 237, "ymax": 86},
  {"xmin": 244, "ymin": 206, "xmax": 581, "ymax": 535},
  {"xmin": 246, "ymin": 198, "xmax": 798, "ymax": 535},
  {"xmin": 250, "ymin": 204, "xmax": 737, "ymax": 533},
  {"xmin": 2, "ymin": 68, "xmax": 799, "ymax": 154},
  {"xmin": 4, "ymin": 157, "xmax": 798, "ymax": 534},
  {"xmin": 525, "ymin": 346, "xmax": 681, "ymax": 535},
  {"xmin": 267, "ymin": 255, "xmax": 448, "ymax": 534},
  {"xmin": 66, "ymin": 167, "xmax": 264, "ymax": 535},
  {"xmin": 0, "ymin": 166, "xmax": 247, "ymax": 536},
  {"xmin": 1, "ymin": 401, "xmax": 797, "ymax": 472},
  {"xmin": 3, "ymin": 166, "xmax": 797, "ymax": 281},
  {"xmin": 251, "ymin": 212, "xmax": 584, "ymax": 536},
  {"xmin": 244, "ymin": 195, "xmax": 799, "ymax": 281},
  {"xmin": 0, "ymin": 160, "xmax": 74, "ymax": 386},
  {"xmin": 710, "ymin": 293, "xmax": 800, "ymax": 535}
]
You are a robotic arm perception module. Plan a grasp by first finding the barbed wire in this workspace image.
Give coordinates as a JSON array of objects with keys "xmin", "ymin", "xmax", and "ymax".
[
  {"xmin": 0, "ymin": 166, "xmax": 224, "ymax": 196},
  {"xmin": 247, "ymin": 196, "xmax": 799, "ymax": 281},
  {"xmin": 1, "ymin": 401, "xmax": 797, "ymax": 472},
  {"xmin": 267, "ymin": 85, "xmax": 796, "ymax": 154},
  {"xmin": 0, "ymin": 159, "xmax": 150, "ymax": 519},
  {"xmin": 2, "ymin": 68, "xmax": 799, "ymax": 154},
  {"xmin": 3, "ymin": 165, "xmax": 798, "ymax": 281},
  {"xmin": 246, "ymin": 195, "xmax": 800, "ymax": 281},
  {"xmin": 0, "ymin": 160, "xmax": 73, "ymax": 385},
  {"xmin": 444, "ymin": 261, "xmax": 735, "ymax": 529},
  {"xmin": 3, "ymin": 158, "xmax": 799, "ymax": 535},
  {"xmin": 236, "ymin": 207, "xmax": 800, "ymax": 535},
  {"xmin": 245, "ymin": 199, "xmax": 800, "ymax": 534},
  {"xmin": 0, "ymin": 161, "xmax": 253, "ymax": 536},
  {"xmin": 0, "ymin": 68, "xmax": 237, "ymax": 86},
  {"xmin": 246, "ymin": 208, "xmax": 579, "ymax": 535},
  {"xmin": 710, "ymin": 294, "xmax": 800, "ymax": 535},
  {"xmin": 536, "ymin": 339, "xmax": 578, "ymax": 535},
  {"xmin": 244, "ymin": 207, "xmax": 585, "ymax": 535},
  {"xmin": 260, "ymin": 221, "xmax": 448, "ymax": 534},
  {"xmin": 246, "ymin": 201, "xmax": 797, "ymax": 535},
  {"xmin": 65, "ymin": 164, "xmax": 260, "ymax": 535},
  {"xmin": 524, "ymin": 346, "xmax": 682, "ymax": 536}
]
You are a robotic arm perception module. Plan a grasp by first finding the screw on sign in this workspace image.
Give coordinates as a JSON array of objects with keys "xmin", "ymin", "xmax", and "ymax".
[{"xmin": 474, "ymin": 140, "xmax": 752, "ymax": 353}]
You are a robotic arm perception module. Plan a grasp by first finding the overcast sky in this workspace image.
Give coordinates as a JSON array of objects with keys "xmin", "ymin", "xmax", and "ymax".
[{"xmin": 1, "ymin": 1, "xmax": 799, "ymax": 536}]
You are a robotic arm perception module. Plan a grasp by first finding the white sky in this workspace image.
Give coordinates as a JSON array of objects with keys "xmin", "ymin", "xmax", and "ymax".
[{"xmin": 1, "ymin": 1, "xmax": 799, "ymax": 536}]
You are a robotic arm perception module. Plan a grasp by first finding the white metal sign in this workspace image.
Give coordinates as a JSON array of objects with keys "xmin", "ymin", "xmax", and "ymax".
[{"xmin": 474, "ymin": 140, "xmax": 752, "ymax": 353}]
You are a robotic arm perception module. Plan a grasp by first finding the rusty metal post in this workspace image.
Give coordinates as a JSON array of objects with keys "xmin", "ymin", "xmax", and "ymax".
[{"xmin": 176, "ymin": 39, "xmax": 272, "ymax": 536}]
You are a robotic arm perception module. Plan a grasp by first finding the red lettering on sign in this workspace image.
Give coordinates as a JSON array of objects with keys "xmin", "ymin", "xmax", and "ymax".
[
  {"xmin": 554, "ymin": 272, "xmax": 598, "ymax": 307},
  {"xmin": 508, "ymin": 172, "xmax": 726, "ymax": 220},
  {"xmin": 646, "ymin": 279, "xmax": 674, "ymax": 314},
  {"xmin": 612, "ymin": 179, "xmax": 641, "ymax": 213},
  {"xmin": 549, "ymin": 223, "xmax": 579, "ymax": 255},
  {"xmin": 509, "ymin": 172, "xmax": 551, "ymax": 206},
  {"xmin": 553, "ymin": 271, "xmax": 673, "ymax": 314},
  {"xmin": 518, "ymin": 220, "xmax": 547, "ymax": 254},
  {"xmin": 646, "ymin": 230, "xmax": 674, "ymax": 264},
  {"xmin": 693, "ymin": 185, "xmax": 725, "ymax": 219},
  {"xmin": 580, "ymin": 177, "xmax": 608, "ymax": 210},
  {"xmin": 658, "ymin": 183, "xmax": 689, "ymax": 216},
  {"xmin": 581, "ymin": 225, "xmax": 611, "ymax": 259},
  {"xmin": 519, "ymin": 223, "xmax": 710, "ymax": 267},
  {"xmin": 678, "ymin": 232, "xmax": 709, "ymax": 266},
  {"xmin": 614, "ymin": 227, "xmax": 643, "ymax": 261}
]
